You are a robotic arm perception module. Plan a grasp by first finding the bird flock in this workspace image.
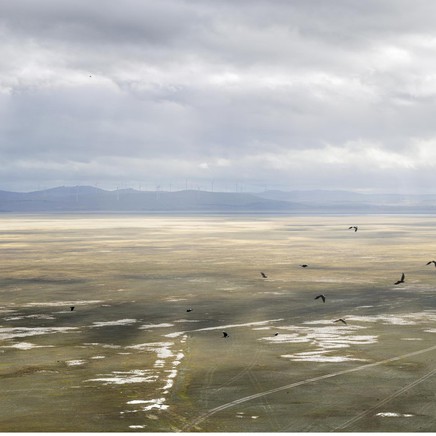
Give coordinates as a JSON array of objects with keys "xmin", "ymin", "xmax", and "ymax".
[
  {"xmin": 179, "ymin": 225, "xmax": 436, "ymax": 337},
  {"xmin": 66, "ymin": 225, "xmax": 435, "ymax": 339},
  {"xmin": 253, "ymin": 225, "xmax": 434, "ymax": 332}
]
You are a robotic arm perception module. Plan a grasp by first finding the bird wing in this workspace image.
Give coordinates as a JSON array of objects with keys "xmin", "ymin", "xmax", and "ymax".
[{"xmin": 401, "ymin": 273, "xmax": 405, "ymax": 281}]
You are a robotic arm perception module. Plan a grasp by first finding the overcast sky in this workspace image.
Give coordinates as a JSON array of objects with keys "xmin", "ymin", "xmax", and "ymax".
[{"xmin": 2, "ymin": 0, "xmax": 436, "ymax": 193}]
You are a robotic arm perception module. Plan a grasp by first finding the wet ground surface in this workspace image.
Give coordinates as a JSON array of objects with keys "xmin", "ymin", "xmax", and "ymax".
[{"xmin": 1, "ymin": 214, "xmax": 436, "ymax": 431}]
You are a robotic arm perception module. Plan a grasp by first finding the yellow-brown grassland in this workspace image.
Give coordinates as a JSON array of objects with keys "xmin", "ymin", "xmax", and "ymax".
[{"xmin": 1, "ymin": 214, "xmax": 436, "ymax": 432}]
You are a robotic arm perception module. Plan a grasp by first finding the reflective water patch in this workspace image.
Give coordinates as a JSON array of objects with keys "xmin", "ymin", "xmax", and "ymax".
[
  {"xmin": 86, "ymin": 369, "xmax": 158, "ymax": 385},
  {"xmin": 0, "ymin": 326, "xmax": 78, "ymax": 340},
  {"xmin": 82, "ymin": 342, "xmax": 122, "ymax": 349},
  {"xmin": 4, "ymin": 314, "xmax": 55, "ymax": 321},
  {"xmin": 281, "ymin": 352, "xmax": 367, "ymax": 362},
  {"xmin": 127, "ymin": 342, "xmax": 175, "ymax": 359},
  {"xmin": 123, "ymin": 397, "xmax": 169, "ymax": 412},
  {"xmin": 262, "ymin": 322, "xmax": 377, "ymax": 362},
  {"xmin": 376, "ymin": 412, "xmax": 414, "ymax": 418},
  {"xmin": 90, "ymin": 319, "xmax": 137, "ymax": 328},
  {"xmin": 23, "ymin": 300, "xmax": 104, "ymax": 307},
  {"xmin": 2, "ymin": 342, "xmax": 54, "ymax": 350},
  {"xmin": 66, "ymin": 360, "xmax": 86, "ymax": 366},
  {"xmin": 165, "ymin": 319, "xmax": 283, "ymax": 338},
  {"xmin": 138, "ymin": 323, "xmax": 174, "ymax": 329}
]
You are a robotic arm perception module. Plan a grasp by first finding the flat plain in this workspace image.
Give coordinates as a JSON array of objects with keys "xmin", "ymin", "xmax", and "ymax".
[{"xmin": 2, "ymin": 214, "xmax": 436, "ymax": 432}]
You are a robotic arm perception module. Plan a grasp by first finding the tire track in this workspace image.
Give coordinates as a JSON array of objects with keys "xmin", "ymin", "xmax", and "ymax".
[
  {"xmin": 332, "ymin": 367, "xmax": 436, "ymax": 431},
  {"xmin": 200, "ymin": 341, "xmax": 261, "ymax": 411},
  {"xmin": 247, "ymin": 370, "xmax": 279, "ymax": 430},
  {"xmin": 200, "ymin": 364, "xmax": 218, "ymax": 408},
  {"xmin": 180, "ymin": 343, "xmax": 436, "ymax": 431},
  {"xmin": 214, "ymin": 348, "xmax": 261, "ymax": 393}
]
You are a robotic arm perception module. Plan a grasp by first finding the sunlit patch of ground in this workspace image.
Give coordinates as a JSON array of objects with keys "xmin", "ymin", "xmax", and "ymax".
[{"xmin": 2, "ymin": 214, "xmax": 436, "ymax": 431}]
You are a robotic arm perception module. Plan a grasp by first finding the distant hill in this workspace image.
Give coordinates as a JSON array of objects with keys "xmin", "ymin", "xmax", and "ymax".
[
  {"xmin": 1, "ymin": 186, "xmax": 436, "ymax": 213},
  {"xmin": 0, "ymin": 186, "xmax": 298, "ymax": 212},
  {"xmin": 255, "ymin": 190, "xmax": 436, "ymax": 212},
  {"xmin": 257, "ymin": 189, "xmax": 436, "ymax": 205}
]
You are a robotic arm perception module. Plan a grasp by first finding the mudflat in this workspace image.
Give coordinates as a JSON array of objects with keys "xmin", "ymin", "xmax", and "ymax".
[{"xmin": 1, "ymin": 214, "xmax": 436, "ymax": 432}]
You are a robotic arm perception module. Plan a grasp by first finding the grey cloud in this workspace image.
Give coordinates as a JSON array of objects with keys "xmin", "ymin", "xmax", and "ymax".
[
  {"xmin": 2, "ymin": 1, "xmax": 436, "ymax": 192},
  {"xmin": 0, "ymin": 0, "xmax": 195, "ymax": 42}
]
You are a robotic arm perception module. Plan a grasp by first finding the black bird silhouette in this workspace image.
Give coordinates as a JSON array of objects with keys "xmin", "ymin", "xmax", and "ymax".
[
  {"xmin": 394, "ymin": 273, "xmax": 405, "ymax": 285},
  {"xmin": 186, "ymin": 308, "xmax": 193, "ymax": 312},
  {"xmin": 274, "ymin": 332, "xmax": 279, "ymax": 336},
  {"xmin": 315, "ymin": 294, "xmax": 326, "ymax": 303},
  {"xmin": 334, "ymin": 318, "xmax": 347, "ymax": 325},
  {"xmin": 70, "ymin": 306, "xmax": 75, "ymax": 311},
  {"xmin": 260, "ymin": 272, "xmax": 267, "ymax": 278},
  {"xmin": 222, "ymin": 331, "xmax": 229, "ymax": 338},
  {"xmin": 348, "ymin": 226, "xmax": 358, "ymax": 232},
  {"xmin": 300, "ymin": 264, "xmax": 308, "ymax": 268},
  {"xmin": 426, "ymin": 261, "xmax": 436, "ymax": 267}
]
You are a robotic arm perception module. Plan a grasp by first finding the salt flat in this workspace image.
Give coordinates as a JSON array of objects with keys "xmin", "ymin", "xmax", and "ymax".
[{"xmin": 1, "ymin": 214, "xmax": 436, "ymax": 431}]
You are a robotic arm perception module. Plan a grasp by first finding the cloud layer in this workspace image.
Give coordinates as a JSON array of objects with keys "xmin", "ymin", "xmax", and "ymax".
[{"xmin": 2, "ymin": 0, "xmax": 436, "ymax": 192}]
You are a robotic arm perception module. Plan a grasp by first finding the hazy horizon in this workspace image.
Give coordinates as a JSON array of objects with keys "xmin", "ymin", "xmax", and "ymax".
[{"xmin": 5, "ymin": 184, "xmax": 436, "ymax": 196}]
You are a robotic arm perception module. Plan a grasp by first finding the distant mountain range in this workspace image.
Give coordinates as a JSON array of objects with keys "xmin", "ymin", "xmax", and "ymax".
[{"xmin": 1, "ymin": 186, "xmax": 436, "ymax": 213}]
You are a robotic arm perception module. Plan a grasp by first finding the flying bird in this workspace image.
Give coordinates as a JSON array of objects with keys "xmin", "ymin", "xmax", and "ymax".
[
  {"xmin": 186, "ymin": 308, "xmax": 193, "ymax": 312},
  {"xmin": 300, "ymin": 264, "xmax": 308, "ymax": 268},
  {"xmin": 315, "ymin": 294, "xmax": 326, "ymax": 303},
  {"xmin": 349, "ymin": 226, "xmax": 358, "ymax": 232},
  {"xmin": 394, "ymin": 273, "xmax": 405, "ymax": 285},
  {"xmin": 222, "ymin": 331, "xmax": 229, "ymax": 338},
  {"xmin": 274, "ymin": 332, "xmax": 279, "ymax": 336},
  {"xmin": 426, "ymin": 261, "xmax": 436, "ymax": 267},
  {"xmin": 70, "ymin": 306, "xmax": 75, "ymax": 311},
  {"xmin": 260, "ymin": 272, "xmax": 268, "ymax": 278},
  {"xmin": 334, "ymin": 318, "xmax": 347, "ymax": 325}
]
